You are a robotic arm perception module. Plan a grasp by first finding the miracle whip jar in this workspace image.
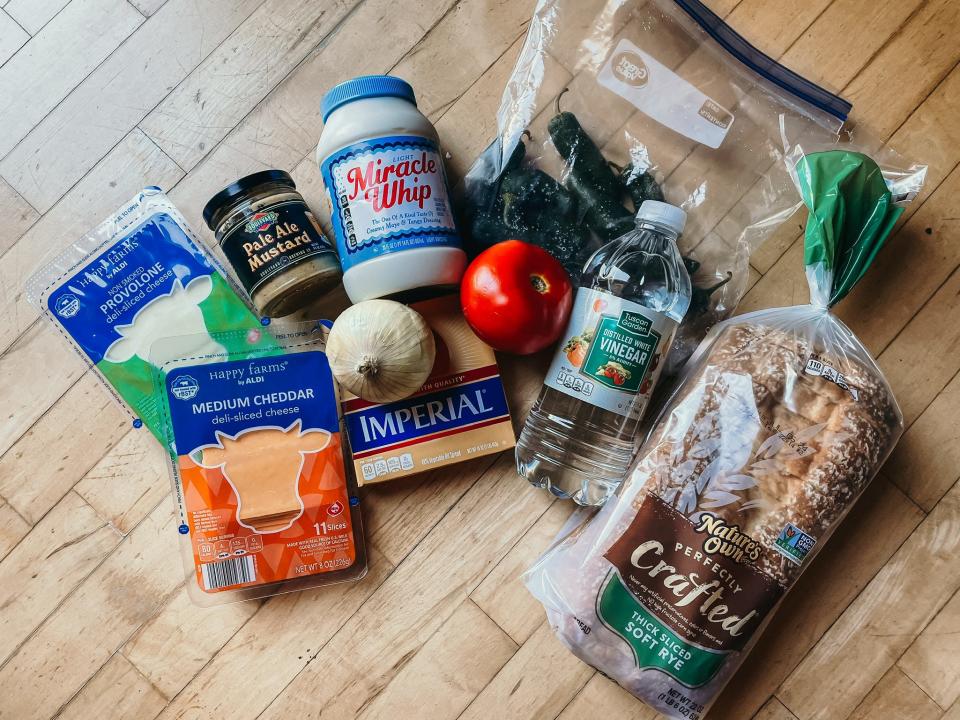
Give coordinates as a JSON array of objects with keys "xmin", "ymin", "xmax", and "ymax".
[{"xmin": 316, "ymin": 75, "xmax": 467, "ymax": 302}]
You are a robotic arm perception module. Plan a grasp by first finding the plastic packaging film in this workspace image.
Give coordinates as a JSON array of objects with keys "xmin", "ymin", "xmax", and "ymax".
[
  {"xmin": 523, "ymin": 149, "xmax": 919, "ymax": 718},
  {"xmin": 457, "ymin": 0, "xmax": 926, "ymax": 380},
  {"xmin": 26, "ymin": 188, "xmax": 277, "ymax": 445}
]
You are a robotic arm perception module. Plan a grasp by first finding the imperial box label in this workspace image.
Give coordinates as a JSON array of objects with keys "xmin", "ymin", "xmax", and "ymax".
[{"xmin": 339, "ymin": 295, "xmax": 515, "ymax": 485}]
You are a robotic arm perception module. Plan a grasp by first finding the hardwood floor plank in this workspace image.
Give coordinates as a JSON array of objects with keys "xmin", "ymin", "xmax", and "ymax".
[
  {"xmin": 364, "ymin": 458, "xmax": 493, "ymax": 567},
  {"xmin": 843, "ymin": 0, "xmax": 960, "ymax": 140},
  {"xmin": 707, "ymin": 478, "xmax": 925, "ymax": 720},
  {"xmin": 0, "ymin": 176, "xmax": 37, "ymax": 255},
  {"xmin": 885, "ymin": 369, "xmax": 960, "ymax": 511},
  {"xmin": 392, "ymin": 0, "xmax": 536, "ymax": 122},
  {"xmin": 777, "ymin": 480, "xmax": 960, "ymax": 720},
  {"xmin": 122, "ymin": 587, "xmax": 260, "ymax": 699},
  {"xmin": 897, "ymin": 587, "xmax": 960, "ymax": 710},
  {"xmin": 0, "ymin": 490, "xmax": 121, "ymax": 666},
  {"xmin": 74, "ymin": 427, "xmax": 169, "ymax": 534},
  {"xmin": 0, "ymin": 500, "xmax": 178, "ymax": 720},
  {"xmin": 3, "ymin": 0, "xmax": 70, "ymax": 35},
  {"xmin": 0, "ymin": 8, "xmax": 27, "ymax": 66},
  {"xmin": 0, "ymin": 496, "xmax": 29, "ymax": 561},
  {"xmin": 844, "ymin": 666, "xmax": 943, "ymax": 720},
  {"xmin": 139, "ymin": 0, "xmax": 360, "ymax": 172},
  {"xmin": 470, "ymin": 500, "xmax": 574, "ymax": 645},
  {"xmin": 355, "ymin": 599, "xmax": 517, "ymax": 720},
  {"xmin": 153, "ymin": 548, "xmax": 394, "ymax": 720},
  {"xmin": 254, "ymin": 455, "xmax": 553, "ymax": 720},
  {"xmin": 555, "ymin": 673, "xmax": 661, "ymax": 720},
  {"xmin": 0, "ymin": 0, "xmax": 264, "ymax": 214},
  {"xmin": 0, "ymin": 323, "xmax": 91, "ymax": 459},
  {"xmin": 780, "ymin": 0, "xmax": 924, "ymax": 90},
  {"xmin": 0, "ymin": 373, "xmax": 128, "ymax": 524},
  {"xmin": 0, "ymin": 0, "xmax": 143, "ymax": 159},
  {"xmin": 0, "ymin": 129, "xmax": 184, "ymax": 358},
  {"xmin": 753, "ymin": 698, "xmax": 800, "ymax": 720},
  {"xmin": 458, "ymin": 622, "xmax": 594, "ymax": 720},
  {"xmin": 877, "ymin": 262, "xmax": 960, "ymax": 421},
  {"xmin": 127, "ymin": 0, "xmax": 167, "ymax": 16},
  {"xmin": 56, "ymin": 653, "xmax": 168, "ymax": 720},
  {"xmin": 165, "ymin": 0, "xmax": 474, "ymax": 232}
]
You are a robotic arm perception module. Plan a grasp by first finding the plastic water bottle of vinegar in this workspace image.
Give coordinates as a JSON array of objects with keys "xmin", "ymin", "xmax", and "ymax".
[{"xmin": 515, "ymin": 201, "xmax": 691, "ymax": 506}]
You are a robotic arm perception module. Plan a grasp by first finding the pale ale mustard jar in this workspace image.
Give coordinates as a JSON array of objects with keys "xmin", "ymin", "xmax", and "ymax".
[{"xmin": 203, "ymin": 170, "xmax": 342, "ymax": 317}]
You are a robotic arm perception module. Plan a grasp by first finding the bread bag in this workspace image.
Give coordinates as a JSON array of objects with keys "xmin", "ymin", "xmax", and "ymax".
[{"xmin": 524, "ymin": 150, "xmax": 918, "ymax": 718}]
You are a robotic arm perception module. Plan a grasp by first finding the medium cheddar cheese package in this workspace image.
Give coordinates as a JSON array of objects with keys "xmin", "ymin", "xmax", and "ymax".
[
  {"xmin": 341, "ymin": 295, "xmax": 515, "ymax": 485},
  {"xmin": 155, "ymin": 326, "xmax": 366, "ymax": 605}
]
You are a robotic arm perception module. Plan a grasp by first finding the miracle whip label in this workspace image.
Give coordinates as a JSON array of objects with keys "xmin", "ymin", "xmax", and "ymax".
[{"xmin": 320, "ymin": 135, "xmax": 460, "ymax": 271}]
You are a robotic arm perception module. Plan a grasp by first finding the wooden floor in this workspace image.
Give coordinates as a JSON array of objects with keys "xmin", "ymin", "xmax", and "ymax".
[{"xmin": 0, "ymin": 0, "xmax": 958, "ymax": 718}]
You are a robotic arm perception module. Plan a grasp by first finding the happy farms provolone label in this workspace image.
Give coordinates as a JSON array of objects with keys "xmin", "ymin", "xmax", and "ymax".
[{"xmin": 545, "ymin": 288, "xmax": 677, "ymax": 419}]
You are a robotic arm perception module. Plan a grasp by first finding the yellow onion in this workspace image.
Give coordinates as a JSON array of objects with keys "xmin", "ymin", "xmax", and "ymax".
[{"xmin": 326, "ymin": 300, "xmax": 435, "ymax": 403}]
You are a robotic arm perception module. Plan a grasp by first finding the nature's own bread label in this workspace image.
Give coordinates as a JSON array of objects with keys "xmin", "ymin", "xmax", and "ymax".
[{"xmin": 598, "ymin": 494, "xmax": 783, "ymax": 687}]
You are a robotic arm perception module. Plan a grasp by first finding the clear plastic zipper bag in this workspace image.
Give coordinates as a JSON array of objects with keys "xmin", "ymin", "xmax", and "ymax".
[
  {"xmin": 457, "ymin": 0, "xmax": 925, "ymax": 377},
  {"xmin": 523, "ymin": 149, "xmax": 917, "ymax": 718}
]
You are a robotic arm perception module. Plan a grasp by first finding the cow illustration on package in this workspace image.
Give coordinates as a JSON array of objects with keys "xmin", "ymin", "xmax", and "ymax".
[
  {"xmin": 104, "ymin": 276, "xmax": 228, "ymax": 368},
  {"xmin": 196, "ymin": 420, "xmax": 331, "ymax": 533}
]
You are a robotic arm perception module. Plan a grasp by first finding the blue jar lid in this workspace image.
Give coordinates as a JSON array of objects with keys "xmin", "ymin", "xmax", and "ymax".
[{"xmin": 321, "ymin": 75, "xmax": 416, "ymax": 122}]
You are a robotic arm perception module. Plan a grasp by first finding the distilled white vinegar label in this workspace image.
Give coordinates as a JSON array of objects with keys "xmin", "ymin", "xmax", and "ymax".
[{"xmin": 545, "ymin": 288, "xmax": 678, "ymax": 418}]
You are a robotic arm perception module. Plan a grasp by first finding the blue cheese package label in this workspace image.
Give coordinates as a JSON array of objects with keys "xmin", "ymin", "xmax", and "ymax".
[
  {"xmin": 28, "ymin": 189, "xmax": 277, "ymax": 443},
  {"xmin": 166, "ymin": 351, "xmax": 339, "ymax": 454}
]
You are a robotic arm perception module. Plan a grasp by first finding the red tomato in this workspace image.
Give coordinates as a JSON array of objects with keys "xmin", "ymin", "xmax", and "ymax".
[{"xmin": 461, "ymin": 240, "xmax": 573, "ymax": 355}]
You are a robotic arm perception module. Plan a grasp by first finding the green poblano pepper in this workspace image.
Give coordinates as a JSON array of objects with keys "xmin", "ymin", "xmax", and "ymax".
[
  {"xmin": 620, "ymin": 165, "xmax": 665, "ymax": 207},
  {"xmin": 500, "ymin": 168, "xmax": 578, "ymax": 225}
]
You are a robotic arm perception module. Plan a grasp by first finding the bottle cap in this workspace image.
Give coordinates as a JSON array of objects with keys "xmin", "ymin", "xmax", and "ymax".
[
  {"xmin": 202, "ymin": 170, "xmax": 295, "ymax": 230},
  {"xmin": 636, "ymin": 200, "xmax": 686, "ymax": 235},
  {"xmin": 321, "ymin": 76, "xmax": 417, "ymax": 122}
]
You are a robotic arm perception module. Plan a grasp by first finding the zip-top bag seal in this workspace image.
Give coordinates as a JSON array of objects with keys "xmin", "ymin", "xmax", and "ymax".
[
  {"xmin": 457, "ymin": 0, "xmax": 926, "ymax": 380},
  {"xmin": 152, "ymin": 323, "xmax": 366, "ymax": 606},
  {"xmin": 523, "ymin": 149, "xmax": 917, "ymax": 718},
  {"xmin": 26, "ymin": 188, "xmax": 277, "ymax": 444}
]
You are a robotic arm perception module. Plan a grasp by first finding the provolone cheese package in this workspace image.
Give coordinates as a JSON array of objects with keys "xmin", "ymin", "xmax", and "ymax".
[
  {"xmin": 26, "ymin": 187, "xmax": 277, "ymax": 444},
  {"xmin": 154, "ymin": 325, "xmax": 366, "ymax": 605}
]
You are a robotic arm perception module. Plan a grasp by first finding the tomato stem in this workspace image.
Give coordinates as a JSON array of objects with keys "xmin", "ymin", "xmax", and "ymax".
[{"xmin": 529, "ymin": 274, "xmax": 548, "ymax": 293}]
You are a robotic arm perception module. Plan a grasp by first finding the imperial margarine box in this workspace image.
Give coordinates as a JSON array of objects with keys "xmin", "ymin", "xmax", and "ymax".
[{"xmin": 340, "ymin": 295, "xmax": 515, "ymax": 485}]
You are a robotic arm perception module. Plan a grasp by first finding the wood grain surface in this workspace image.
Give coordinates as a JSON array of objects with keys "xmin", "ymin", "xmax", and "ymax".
[{"xmin": 0, "ymin": 0, "xmax": 957, "ymax": 718}]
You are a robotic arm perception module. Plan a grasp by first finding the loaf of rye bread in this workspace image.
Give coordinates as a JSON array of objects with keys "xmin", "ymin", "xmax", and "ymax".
[
  {"xmin": 528, "ymin": 319, "xmax": 901, "ymax": 717},
  {"xmin": 637, "ymin": 321, "xmax": 901, "ymax": 585}
]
